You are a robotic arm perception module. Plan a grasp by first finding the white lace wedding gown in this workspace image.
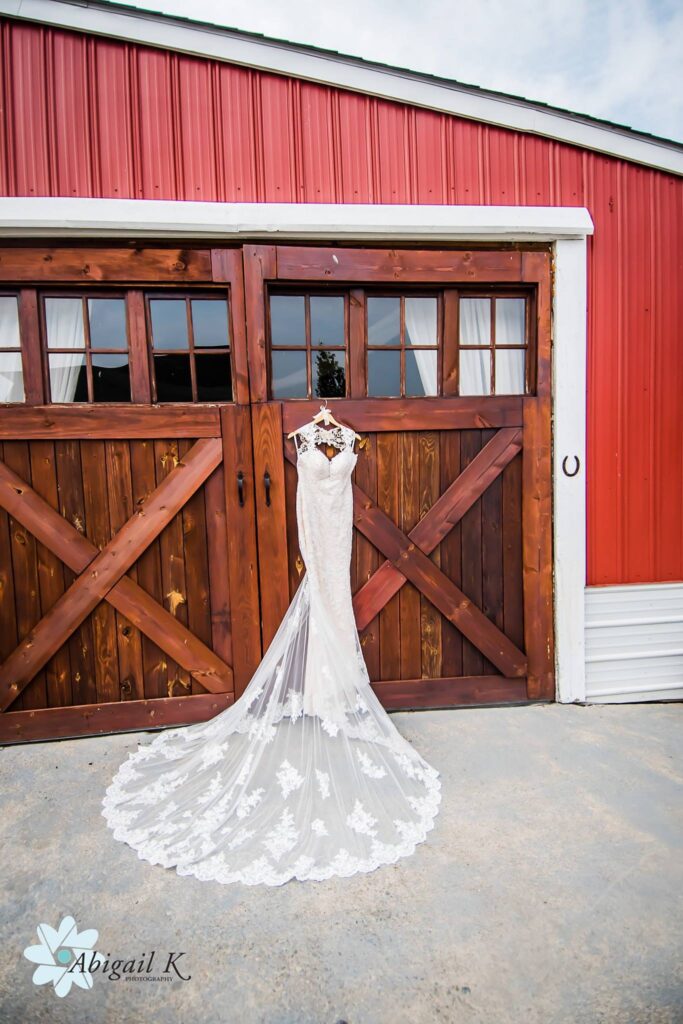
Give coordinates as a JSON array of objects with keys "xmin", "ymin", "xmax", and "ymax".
[{"xmin": 102, "ymin": 421, "xmax": 441, "ymax": 886}]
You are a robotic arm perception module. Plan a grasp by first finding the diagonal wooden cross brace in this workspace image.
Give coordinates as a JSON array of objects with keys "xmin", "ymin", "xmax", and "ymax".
[
  {"xmin": 286, "ymin": 426, "xmax": 526, "ymax": 678},
  {"xmin": 353, "ymin": 427, "xmax": 523, "ymax": 628},
  {"xmin": 0, "ymin": 438, "xmax": 233, "ymax": 712}
]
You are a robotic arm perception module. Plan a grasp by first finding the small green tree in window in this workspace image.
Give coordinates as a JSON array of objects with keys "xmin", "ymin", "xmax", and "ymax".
[{"xmin": 314, "ymin": 351, "xmax": 345, "ymax": 398}]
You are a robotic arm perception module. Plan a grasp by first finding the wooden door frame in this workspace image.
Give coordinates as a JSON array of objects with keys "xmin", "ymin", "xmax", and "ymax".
[
  {"xmin": 245, "ymin": 244, "xmax": 554, "ymax": 705},
  {"xmin": 1, "ymin": 198, "xmax": 593, "ymax": 706}
]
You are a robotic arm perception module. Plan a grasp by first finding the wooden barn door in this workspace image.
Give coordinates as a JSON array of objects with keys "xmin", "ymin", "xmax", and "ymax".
[
  {"xmin": 244, "ymin": 245, "xmax": 554, "ymax": 709},
  {"xmin": 0, "ymin": 248, "xmax": 261, "ymax": 743}
]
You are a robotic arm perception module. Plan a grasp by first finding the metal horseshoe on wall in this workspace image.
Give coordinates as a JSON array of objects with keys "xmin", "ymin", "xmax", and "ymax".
[{"xmin": 562, "ymin": 455, "xmax": 581, "ymax": 478}]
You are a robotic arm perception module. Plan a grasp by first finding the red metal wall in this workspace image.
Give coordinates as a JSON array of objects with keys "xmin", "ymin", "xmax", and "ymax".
[{"xmin": 1, "ymin": 19, "xmax": 682, "ymax": 586}]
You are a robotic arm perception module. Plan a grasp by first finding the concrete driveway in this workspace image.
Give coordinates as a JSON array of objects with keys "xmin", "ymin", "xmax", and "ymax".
[{"xmin": 1, "ymin": 703, "xmax": 681, "ymax": 1024}]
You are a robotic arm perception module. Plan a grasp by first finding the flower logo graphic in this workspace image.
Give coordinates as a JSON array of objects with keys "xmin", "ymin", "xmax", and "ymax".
[{"xmin": 23, "ymin": 915, "xmax": 99, "ymax": 998}]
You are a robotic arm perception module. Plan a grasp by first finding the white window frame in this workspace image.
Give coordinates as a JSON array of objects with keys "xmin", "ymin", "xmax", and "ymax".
[{"xmin": 0, "ymin": 197, "xmax": 593, "ymax": 703}]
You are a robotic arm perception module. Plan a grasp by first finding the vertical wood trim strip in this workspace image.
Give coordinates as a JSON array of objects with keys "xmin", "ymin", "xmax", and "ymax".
[
  {"xmin": 221, "ymin": 404, "xmax": 261, "ymax": 697},
  {"xmin": 522, "ymin": 397, "xmax": 554, "ymax": 698},
  {"xmin": 18, "ymin": 289, "xmax": 45, "ymax": 405},
  {"xmin": 243, "ymin": 244, "xmax": 276, "ymax": 403},
  {"xmin": 126, "ymin": 290, "xmax": 152, "ymax": 403}
]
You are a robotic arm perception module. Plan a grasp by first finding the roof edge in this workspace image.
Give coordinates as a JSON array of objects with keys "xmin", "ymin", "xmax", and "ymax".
[{"xmin": 2, "ymin": 0, "xmax": 683, "ymax": 177}]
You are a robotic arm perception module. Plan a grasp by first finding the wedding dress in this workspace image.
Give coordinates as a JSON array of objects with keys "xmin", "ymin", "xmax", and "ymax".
[{"xmin": 102, "ymin": 420, "xmax": 441, "ymax": 886}]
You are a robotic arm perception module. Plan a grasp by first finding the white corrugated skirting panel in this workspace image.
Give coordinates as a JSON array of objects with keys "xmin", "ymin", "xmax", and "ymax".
[{"xmin": 584, "ymin": 582, "xmax": 683, "ymax": 702}]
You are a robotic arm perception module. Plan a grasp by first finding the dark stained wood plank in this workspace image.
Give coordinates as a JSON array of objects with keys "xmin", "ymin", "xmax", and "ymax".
[
  {"xmin": 221, "ymin": 404, "xmax": 262, "ymax": 697},
  {"xmin": 129, "ymin": 439, "xmax": 168, "ymax": 700},
  {"xmin": 81, "ymin": 440, "xmax": 120, "ymax": 705},
  {"xmin": 355, "ymin": 433, "xmax": 379, "ymax": 680},
  {"xmin": 399, "ymin": 432, "xmax": 422, "ymax": 680},
  {"xmin": 283, "ymin": 444, "xmax": 300, "ymax": 600},
  {"xmin": 154, "ymin": 439, "xmax": 193, "ymax": 699},
  {"xmin": 440, "ymin": 430, "xmax": 463, "ymax": 677},
  {"xmin": 522, "ymin": 397, "xmax": 554, "ymax": 699},
  {"xmin": 376, "ymin": 431, "xmax": 400, "ymax": 681},
  {"xmin": 250, "ymin": 402, "xmax": 289, "ymax": 650},
  {"xmin": 106, "ymin": 440, "xmax": 145, "ymax": 703},
  {"xmin": 178, "ymin": 437, "xmax": 212, "ymax": 697},
  {"xmin": 442, "ymin": 289, "xmax": 459, "ymax": 398},
  {"xmin": 203, "ymin": 465, "xmax": 233, "ymax": 672},
  {"xmin": 126, "ymin": 290, "xmax": 153, "ymax": 404},
  {"xmin": 18, "ymin": 289, "xmax": 45, "ymax": 405},
  {"xmin": 0, "ymin": 692, "xmax": 234, "ymax": 745},
  {"xmin": 480, "ymin": 428, "xmax": 504, "ymax": 675},
  {"xmin": 29, "ymin": 441, "xmax": 72, "ymax": 708},
  {"xmin": 281, "ymin": 397, "xmax": 523, "ymax": 432},
  {"xmin": 0, "ymin": 437, "xmax": 223, "ymax": 709},
  {"xmin": 0, "ymin": 442, "xmax": 19, "ymax": 682},
  {"xmin": 243, "ymin": 245, "xmax": 276, "ymax": 403},
  {"xmin": 371, "ymin": 674, "xmax": 529, "ymax": 710},
  {"xmin": 276, "ymin": 246, "xmax": 523, "ymax": 283},
  {"xmin": 502, "ymin": 450, "xmax": 524, "ymax": 651},
  {"xmin": 0, "ymin": 406, "xmax": 221, "ymax": 440},
  {"xmin": 460, "ymin": 430, "xmax": 485, "ymax": 676},
  {"xmin": 0, "ymin": 247, "xmax": 213, "ymax": 282},
  {"xmin": 2, "ymin": 442, "xmax": 46, "ymax": 710},
  {"xmin": 419, "ymin": 431, "xmax": 442, "ymax": 679},
  {"xmin": 54, "ymin": 440, "xmax": 98, "ymax": 707}
]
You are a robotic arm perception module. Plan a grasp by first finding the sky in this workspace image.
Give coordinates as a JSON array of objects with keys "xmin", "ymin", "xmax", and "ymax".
[{"xmin": 109, "ymin": 0, "xmax": 683, "ymax": 144}]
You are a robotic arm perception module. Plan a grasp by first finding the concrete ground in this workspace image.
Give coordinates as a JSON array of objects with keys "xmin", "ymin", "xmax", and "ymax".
[{"xmin": 1, "ymin": 703, "xmax": 681, "ymax": 1024}]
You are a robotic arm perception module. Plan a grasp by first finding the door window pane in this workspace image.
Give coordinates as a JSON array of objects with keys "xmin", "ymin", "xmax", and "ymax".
[
  {"xmin": 48, "ymin": 351, "xmax": 87, "ymax": 402},
  {"xmin": 310, "ymin": 296, "xmax": 344, "ymax": 347},
  {"xmin": 192, "ymin": 299, "xmax": 230, "ymax": 349},
  {"xmin": 196, "ymin": 353, "xmax": 232, "ymax": 401},
  {"xmin": 45, "ymin": 298, "xmax": 85, "ymax": 348},
  {"xmin": 368, "ymin": 297, "xmax": 400, "ymax": 346},
  {"xmin": 150, "ymin": 299, "xmax": 188, "ymax": 350},
  {"xmin": 459, "ymin": 349, "xmax": 491, "ymax": 396},
  {"xmin": 368, "ymin": 350, "xmax": 400, "ymax": 396},
  {"xmin": 313, "ymin": 350, "xmax": 345, "ymax": 398},
  {"xmin": 153, "ymin": 353, "xmax": 193, "ymax": 401},
  {"xmin": 459, "ymin": 298, "xmax": 490, "ymax": 346},
  {"xmin": 405, "ymin": 297, "xmax": 437, "ymax": 346},
  {"xmin": 272, "ymin": 350, "xmax": 307, "ymax": 398},
  {"xmin": 270, "ymin": 295, "xmax": 305, "ymax": 346},
  {"xmin": 0, "ymin": 351, "xmax": 24, "ymax": 402},
  {"xmin": 495, "ymin": 349, "xmax": 525, "ymax": 394},
  {"xmin": 88, "ymin": 298, "xmax": 127, "ymax": 350},
  {"xmin": 0, "ymin": 296, "xmax": 20, "ymax": 347},
  {"xmin": 406, "ymin": 350, "xmax": 437, "ymax": 397},
  {"xmin": 92, "ymin": 352, "xmax": 131, "ymax": 402},
  {"xmin": 495, "ymin": 298, "xmax": 525, "ymax": 345}
]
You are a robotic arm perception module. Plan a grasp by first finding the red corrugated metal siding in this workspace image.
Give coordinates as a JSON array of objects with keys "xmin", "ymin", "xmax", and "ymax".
[{"xmin": 1, "ymin": 18, "xmax": 682, "ymax": 586}]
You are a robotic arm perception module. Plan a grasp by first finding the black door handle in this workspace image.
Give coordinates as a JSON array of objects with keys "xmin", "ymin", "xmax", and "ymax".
[
  {"xmin": 237, "ymin": 470, "xmax": 244, "ymax": 507},
  {"xmin": 264, "ymin": 471, "xmax": 271, "ymax": 507}
]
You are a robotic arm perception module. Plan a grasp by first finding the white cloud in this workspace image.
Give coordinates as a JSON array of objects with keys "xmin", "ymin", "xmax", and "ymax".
[{"xmin": 112, "ymin": 0, "xmax": 683, "ymax": 142}]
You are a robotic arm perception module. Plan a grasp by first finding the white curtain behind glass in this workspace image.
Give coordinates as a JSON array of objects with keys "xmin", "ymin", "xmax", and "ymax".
[
  {"xmin": 0, "ymin": 297, "xmax": 24, "ymax": 402},
  {"xmin": 46, "ymin": 299, "xmax": 84, "ymax": 403},
  {"xmin": 404, "ymin": 298, "xmax": 437, "ymax": 396},
  {"xmin": 459, "ymin": 298, "xmax": 490, "ymax": 395}
]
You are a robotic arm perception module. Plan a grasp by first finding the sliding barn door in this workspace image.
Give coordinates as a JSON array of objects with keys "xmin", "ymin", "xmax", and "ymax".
[
  {"xmin": 244, "ymin": 245, "xmax": 554, "ymax": 709},
  {"xmin": 0, "ymin": 247, "xmax": 261, "ymax": 743}
]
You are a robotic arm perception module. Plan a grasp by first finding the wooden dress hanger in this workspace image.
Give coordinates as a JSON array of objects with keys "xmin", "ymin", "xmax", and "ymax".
[{"xmin": 287, "ymin": 402, "xmax": 362, "ymax": 459}]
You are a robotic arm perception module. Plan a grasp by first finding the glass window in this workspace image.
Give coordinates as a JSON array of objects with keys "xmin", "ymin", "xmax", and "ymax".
[
  {"xmin": 0, "ymin": 295, "xmax": 24, "ymax": 403},
  {"xmin": 44, "ymin": 294, "xmax": 131, "ymax": 403},
  {"xmin": 269, "ymin": 293, "xmax": 347, "ymax": 399},
  {"xmin": 147, "ymin": 294, "xmax": 232, "ymax": 403},
  {"xmin": 458, "ymin": 295, "xmax": 528, "ymax": 396},
  {"xmin": 367, "ymin": 294, "xmax": 439, "ymax": 397}
]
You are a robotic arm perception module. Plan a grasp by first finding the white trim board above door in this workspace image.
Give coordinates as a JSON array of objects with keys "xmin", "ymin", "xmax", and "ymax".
[{"xmin": 0, "ymin": 198, "xmax": 593, "ymax": 704}]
